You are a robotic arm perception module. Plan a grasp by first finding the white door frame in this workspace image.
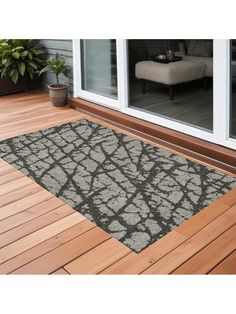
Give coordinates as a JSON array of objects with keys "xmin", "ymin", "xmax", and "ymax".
[
  {"xmin": 73, "ymin": 39, "xmax": 236, "ymax": 150},
  {"xmin": 213, "ymin": 39, "xmax": 236, "ymax": 150}
]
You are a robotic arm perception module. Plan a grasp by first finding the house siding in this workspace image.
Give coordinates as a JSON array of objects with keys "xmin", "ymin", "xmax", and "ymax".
[{"xmin": 39, "ymin": 40, "xmax": 74, "ymax": 94}]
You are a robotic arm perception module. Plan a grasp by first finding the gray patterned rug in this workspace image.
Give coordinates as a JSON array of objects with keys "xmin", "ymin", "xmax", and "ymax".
[{"xmin": 0, "ymin": 119, "xmax": 236, "ymax": 252}]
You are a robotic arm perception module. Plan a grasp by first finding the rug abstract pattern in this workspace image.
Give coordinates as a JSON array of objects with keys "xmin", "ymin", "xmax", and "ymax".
[{"xmin": 0, "ymin": 119, "xmax": 236, "ymax": 252}]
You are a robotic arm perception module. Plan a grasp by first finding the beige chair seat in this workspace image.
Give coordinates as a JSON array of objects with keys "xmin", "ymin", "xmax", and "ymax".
[
  {"xmin": 135, "ymin": 60, "xmax": 206, "ymax": 86},
  {"xmin": 183, "ymin": 56, "xmax": 213, "ymax": 77}
]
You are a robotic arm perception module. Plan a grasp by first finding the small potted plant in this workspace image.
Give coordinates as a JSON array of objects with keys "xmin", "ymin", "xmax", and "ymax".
[
  {"xmin": 0, "ymin": 39, "xmax": 45, "ymax": 95},
  {"xmin": 40, "ymin": 53, "xmax": 69, "ymax": 107}
]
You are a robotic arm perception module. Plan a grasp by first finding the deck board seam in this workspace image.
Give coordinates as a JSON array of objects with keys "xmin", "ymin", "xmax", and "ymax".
[
  {"xmin": 207, "ymin": 249, "xmax": 236, "ymax": 274},
  {"xmin": 0, "ymin": 179, "xmax": 34, "ymax": 197},
  {"xmin": 96, "ymin": 251, "xmax": 135, "ymax": 275},
  {"xmin": 49, "ymin": 232, "xmax": 114, "ymax": 273},
  {"xmin": 0, "ymin": 183, "xmax": 43, "ymax": 209},
  {"xmin": 61, "ymin": 267, "xmax": 70, "ymax": 275},
  {"xmin": 0, "ymin": 190, "xmax": 54, "ymax": 221},
  {"xmin": 0, "ymin": 204, "xmax": 75, "ymax": 247},
  {"xmin": 0, "ymin": 197, "xmax": 59, "ymax": 234},
  {"xmin": 138, "ymin": 208, "xmax": 236, "ymax": 274},
  {"xmin": 170, "ymin": 222, "xmax": 236, "ymax": 274},
  {"xmin": 6, "ymin": 225, "xmax": 97, "ymax": 274},
  {"xmin": 9, "ymin": 229, "xmax": 112, "ymax": 274},
  {"xmin": 0, "ymin": 208, "xmax": 77, "ymax": 252},
  {"xmin": 0, "ymin": 110, "xmax": 77, "ymax": 129}
]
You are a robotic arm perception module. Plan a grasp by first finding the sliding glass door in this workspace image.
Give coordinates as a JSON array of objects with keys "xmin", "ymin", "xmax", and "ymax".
[
  {"xmin": 73, "ymin": 39, "xmax": 236, "ymax": 150},
  {"xmin": 127, "ymin": 39, "xmax": 213, "ymax": 131},
  {"xmin": 73, "ymin": 39, "xmax": 120, "ymax": 109}
]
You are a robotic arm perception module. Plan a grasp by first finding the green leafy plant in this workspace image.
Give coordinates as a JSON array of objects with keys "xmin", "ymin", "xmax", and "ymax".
[
  {"xmin": 0, "ymin": 39, "xmax": 45, "ymax": 83},
  {"xmin": 39, "ymin": 53, "xmax": 69, "ymax": 86}
]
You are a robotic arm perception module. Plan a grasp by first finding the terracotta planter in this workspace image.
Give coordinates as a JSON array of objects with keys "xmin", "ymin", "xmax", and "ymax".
[{"xmin": 48, "ymin": 84, "xmax": 69, "ymax": 107}]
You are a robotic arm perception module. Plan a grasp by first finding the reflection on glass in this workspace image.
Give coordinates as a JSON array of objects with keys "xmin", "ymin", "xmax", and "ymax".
[
  {"xmin": 230, "ymin": 40, "xmax": 236, "ymax": 138},
  {"xmin": 128, "ymin": 39, "xmax": 213, "ymax": 131},
  {"xmin": 81, "ymin": 39, "xmax": 117, "ymax": 99}
]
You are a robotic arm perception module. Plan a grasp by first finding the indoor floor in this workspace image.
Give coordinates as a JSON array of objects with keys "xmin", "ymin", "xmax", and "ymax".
[{"xmin": 129, "ymin": 79, "xmax": 213, "ymax": 131}]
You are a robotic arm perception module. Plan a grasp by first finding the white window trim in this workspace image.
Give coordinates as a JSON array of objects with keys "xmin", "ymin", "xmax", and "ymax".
[{"xmin": 73, "ymin": 39, "xmax": 236, "ymax": 150}]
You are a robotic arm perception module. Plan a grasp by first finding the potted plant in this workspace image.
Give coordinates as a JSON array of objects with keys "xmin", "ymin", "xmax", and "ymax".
[
  {"xmin": 0, "ymin": 39, "xmax": 45, "ymax": 95},
  {"xmin": 39, "ymin": 53, "xmax": 69, "ymax": 107}
]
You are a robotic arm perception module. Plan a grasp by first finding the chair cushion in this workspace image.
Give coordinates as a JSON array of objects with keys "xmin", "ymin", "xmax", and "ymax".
[
  {"xmin": 183, "ymin": 56, "xmax": 213, "ymax": 77},
  {"xmin": 135, "ymin": 60, "xmax": 206, "ymax": 85}
]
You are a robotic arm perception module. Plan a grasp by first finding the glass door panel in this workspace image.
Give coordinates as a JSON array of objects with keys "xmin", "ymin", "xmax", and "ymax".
[
  {"xmin": 80, "ymin": 39, "xmax": 118, "ymax": 99},
  {"xmin": 127, "ymin": 39, "xmax": 213, "ymax": 131}
]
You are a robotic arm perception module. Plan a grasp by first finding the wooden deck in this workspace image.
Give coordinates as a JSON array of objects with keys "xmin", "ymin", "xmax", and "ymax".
[{"xmin": 0, "ymin": 91, "xmax": 236, "ymax": 274}]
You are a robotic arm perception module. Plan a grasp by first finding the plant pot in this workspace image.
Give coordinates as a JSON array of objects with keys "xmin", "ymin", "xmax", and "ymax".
[
  {"xmin": 0, "ymin": 76, "xmax": 42, "ymax": 96},
  {"xmin": 48, "ymin": 84, "xmax": 69, "ymax": 107}
]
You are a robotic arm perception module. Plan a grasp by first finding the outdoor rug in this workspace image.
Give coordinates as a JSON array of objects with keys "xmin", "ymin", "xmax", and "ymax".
[{"xmin": 0, "ymin": 119, "xmax": 236, "ymax": 252}]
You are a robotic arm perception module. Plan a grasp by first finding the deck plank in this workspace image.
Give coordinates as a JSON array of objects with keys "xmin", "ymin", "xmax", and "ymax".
[
  {"xmin": 0, "ymin": 110, "xmax": 76, "ymax": 133},
  {"xmin": 0, "ymin": 112, "xmax": 87, "ymax": 140},
  {"xmin": 0, "ymin": 163, "xmax": 17, "ymax": 176},
  {"xmin": 209, "ymin": 250, "xmax": 236, "ymax": 274},
  {"xmin": 175, "ymin": 198, "xmax": 231, "ymax": 237},
  {"xmin": 0, "ymin": 220, "xmax": 95, "ymax": 274},
  {"xmin": 172, "ymin": 224, "xmax": 236, "ymax": 274},
  {"xmin": 0, "ymin": 170, "xmax": 25, "ymax": 185},
  {"xmin": 0, "ymin": 205, "xmax": 74, "ymax": 248},
  {"xmin": 101, "ymin": 231, "xmax": 185, "ymax": 274},
  {"xmin": 0, "ymin": 105, "xmax": 67, "ymax": 127},
  {"xmin": 218, "ymin": 187, "xmax": 236, "ymax": 207},
  {"xmin": 0, "ymin": 211, "xmax": 85, "ymax": 264},
  {"xmin": 64, "ymin": 238, "xmax": 132, "ymax": 274},
  {"xmin": 0, "ymin": 189, "xmax": 53, "ymax": 220},
  {"xmin": 142, "ymin": 205, "xmax": 236, "ymax": 274},
  {"xmin": 0, "ymin": 177, "xmax": 33, "ymax": 197},
  {"xmin": 12, "ymin": 227, "xmax": 111, "ymax": 274},
  {"xmin": 0, "ymin": 197, "xmax": 64, "ymax": 234},
  {"xmin": 0, "ymin": 184, "xmax": 42, "ymax": 209}
]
